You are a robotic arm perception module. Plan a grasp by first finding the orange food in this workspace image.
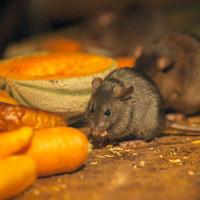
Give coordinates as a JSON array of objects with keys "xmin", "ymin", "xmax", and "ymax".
[
  {"xmin": 0, "ymin": 102, "xmax": 66, "ymax": 132},
  {"xmin": 0, "ymin": 155, "xmax": 36, "ymax": 199},
  {"xmin": 25, "ymin": 127, "xmax": 90, "ymax": 177},
  {"xmin": 0, "ymin": 53, "xmax": 116, "ymax": 114},
  {"xmin": 0, "ymin": 53, "xmax": 115, "ymax": 80},
  {"xmin": 39, "ymin": 37, "xmax": 82, "ymax": 53},
  {"xmin": 116, "ymin": 56, "xmax": 136, "ymax": 68},
  {"xmin": 0, "ymin": 127, "xmax": 33, "ymax": 158},
  {"xmin": 0, "ymin": 90, "xmax": 17, "ymax": 105}
]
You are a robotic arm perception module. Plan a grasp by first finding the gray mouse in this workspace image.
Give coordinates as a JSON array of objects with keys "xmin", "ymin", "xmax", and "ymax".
[
  {"xmin": 85, "ymin": 67, "xmax": 165, "ymax": 142},
  {"xmin": 85, "ymin": 67, "xmax": 200, "ymax": 144},
  {"xmin": 135, "ymin": 33, "xmax": 200, "ymax": 114}
]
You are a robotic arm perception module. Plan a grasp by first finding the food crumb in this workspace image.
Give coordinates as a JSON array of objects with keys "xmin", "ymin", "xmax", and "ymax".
[
  {"xmin": 169, "ymin": 159, "xmax": 181, "ymax": 163},
  {"xmin": 191, "ymin": 140, "xmax": 200, "ymax": 144},
  {"xmin": 124, "ymin": 149, "xmax": 131, "ymax": 152},
  {"xmin": 188, "ymin": 171, "xmax": 194, "ymax": 176},
  {"xmin": 53, "ymin": 186, "xmax": 61, "ymax": 192},
  {"xmin": 60, "ymin": 184, "xmax": 67, "ymax": 189},
  {"xmin": 90, "ymin": 161, "xmax": 98, "ymax": 165},
  {"xmin": 57, "ymin": 178, "xmax": 62, "ymax": 183},
  {"xmin": 79, "ymin": 174, "xmax": 84, "ymax": 180},
  {"xmin": 34, "ymin": 189, "xmax": 41, "ymax": 196},
  {"xmin": 106, "ymin": 145, "xmax": 113, "ymax": 148},
  {"xmin": 139, "ymin": 160, "xmax": 145, "ymax": 167},
  {"xmin": 104, "ymin": 154, "xmax": 114, "ymax": 158},
  {"xmin": 98, "ymin": 155, "xmax": 106, "ymax": 159}
]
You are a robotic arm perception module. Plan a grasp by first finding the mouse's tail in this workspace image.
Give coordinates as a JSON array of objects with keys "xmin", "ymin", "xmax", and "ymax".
[{"xmin": 166, "ymin": 119, "xmax": 200, "ymax": 132}]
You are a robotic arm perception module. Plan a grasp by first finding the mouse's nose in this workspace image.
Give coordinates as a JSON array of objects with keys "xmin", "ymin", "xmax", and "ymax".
[{"xmin": 92, "ymin": 122, "xmax": 108, "ymax": 137}]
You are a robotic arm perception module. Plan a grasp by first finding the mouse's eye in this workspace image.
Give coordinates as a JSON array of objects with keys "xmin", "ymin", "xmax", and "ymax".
[{"xmin": 104, "ymin": 109, "xmax": 111, "ymax": 116}]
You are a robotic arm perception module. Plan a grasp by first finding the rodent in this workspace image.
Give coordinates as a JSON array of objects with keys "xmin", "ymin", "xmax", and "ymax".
[
  {"xmin": 85, "ymin": 68, "xmax": 200, "ymax": 143},
  {"xmin": 84, "ymin": 4, "xmax": 169, "ymax": 56},
  {"xmin": 134, "ymin": 33, "xmax": 200, "ymax": 114}
]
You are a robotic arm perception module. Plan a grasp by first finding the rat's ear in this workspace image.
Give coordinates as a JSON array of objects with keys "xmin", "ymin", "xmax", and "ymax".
[
  {"xmin": 92, "ymin": 77, "xmax": 103, "ymax": 93},
  {"xmin": 133, "ymin": 45, "xmax": 143, "ymax": 59},
  {"xmin": 157, "ymin": 56, "xmax": 175, "ymax": 72},
  {"xmin": 113, "ymin": 85, "xmax": 134, "ymax": 100}
]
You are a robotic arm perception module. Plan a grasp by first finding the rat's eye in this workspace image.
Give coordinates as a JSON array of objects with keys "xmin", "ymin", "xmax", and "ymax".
[{"xmin": 104, "ymin": 109, "xmax": 111, "ymax": 116}]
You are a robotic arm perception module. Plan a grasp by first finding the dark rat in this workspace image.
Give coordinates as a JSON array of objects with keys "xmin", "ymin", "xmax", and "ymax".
[
  {"xmin": 85, "ymin": 68, "xmax": 200, "ymax": 144},
  {"xmin": 135, "ymin": 33, "xmax": 200, "ymax": 114},
  {"xmin": 83, "ymin": 4, "xmax": 170, "ymax": 56}
]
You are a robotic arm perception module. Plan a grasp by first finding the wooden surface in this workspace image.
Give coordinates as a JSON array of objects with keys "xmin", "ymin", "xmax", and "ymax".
[
  {"xmin": 16, "ymin": 133, "xmax": 200, "ymax": 200},
  {"xmin": 15, "ymin": 116, "xmax": 200, "ymax": 200}
]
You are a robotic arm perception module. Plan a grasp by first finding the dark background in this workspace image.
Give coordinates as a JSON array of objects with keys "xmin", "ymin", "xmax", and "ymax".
[{"xmin": 0, "ymin": 0, "xmax": 199, "ymax": 55}]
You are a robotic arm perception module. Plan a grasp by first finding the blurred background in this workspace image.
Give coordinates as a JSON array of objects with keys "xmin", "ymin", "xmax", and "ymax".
[{"xmin": 0, "ymin": 0, "xmax": 200, "ymax": 57}]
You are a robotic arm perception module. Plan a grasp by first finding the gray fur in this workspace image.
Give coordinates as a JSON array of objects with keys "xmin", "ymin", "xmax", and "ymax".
[{"xmin": 85, "ymin": 68, "xmax": 165, "ymax": 141}]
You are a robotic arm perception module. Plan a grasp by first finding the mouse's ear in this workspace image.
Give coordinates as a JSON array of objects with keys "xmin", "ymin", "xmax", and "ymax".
[
  {"xmin": 157, "ymin": 56, "xmax": 175, "ymax": 71},
  {"xmin": 92, "ymin": 77, "xmax": 103, "ymax": 93},
  {"xmin": 113, "ymin": 85, "xmax": 134, "ymax": 100}
]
